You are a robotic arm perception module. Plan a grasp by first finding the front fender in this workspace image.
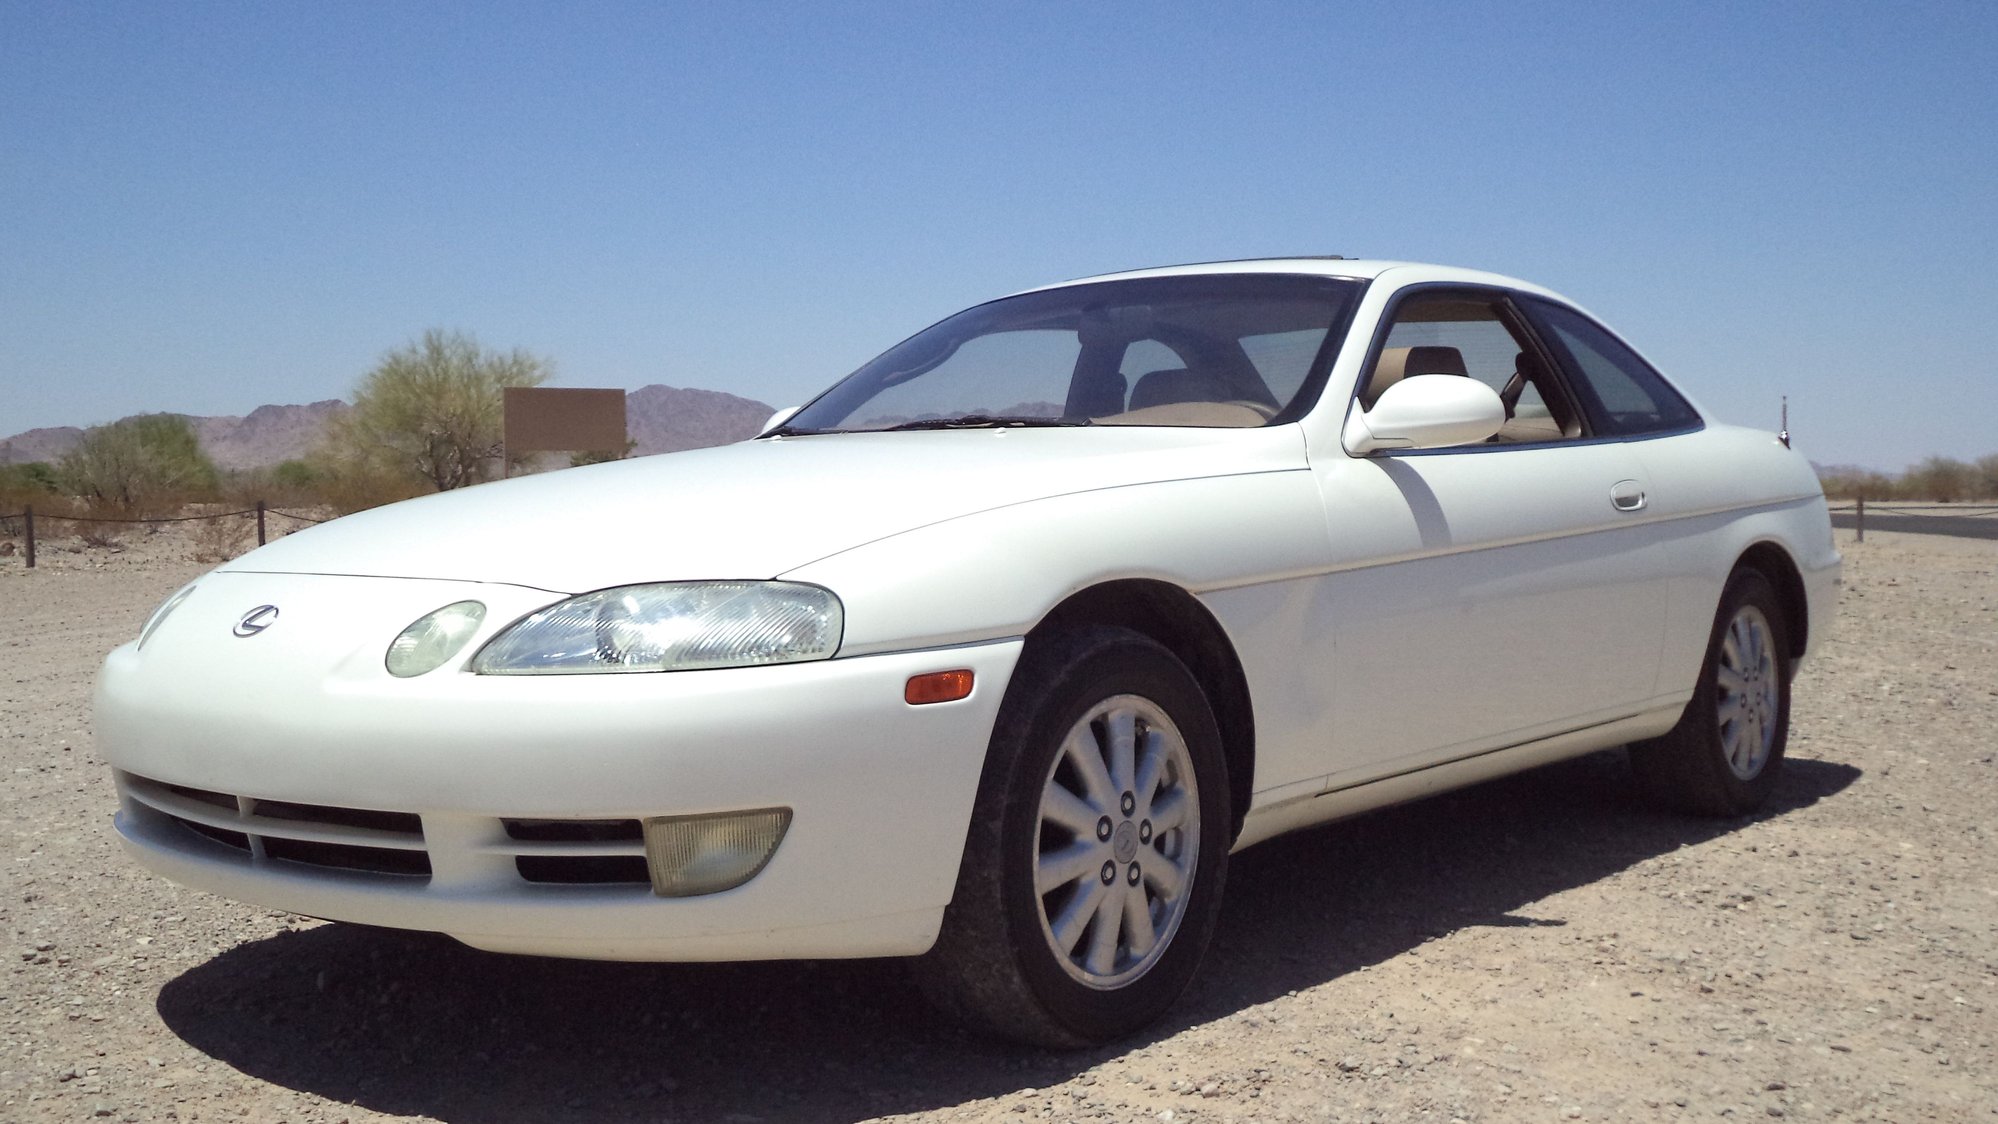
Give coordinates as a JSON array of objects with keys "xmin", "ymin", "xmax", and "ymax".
[{"xmin": 782, "ymin": 469, "xmax": 1332, "ymax": 657}]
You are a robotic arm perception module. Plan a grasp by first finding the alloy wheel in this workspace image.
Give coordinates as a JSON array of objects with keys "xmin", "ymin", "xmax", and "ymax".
[
  {"xmin": 1716, "ymin": 604, "xmax": 1779, "ymax": 780},
  {"xmin": 1032, "ymin": 694, "xmax": 1200, "ymax": 990}
]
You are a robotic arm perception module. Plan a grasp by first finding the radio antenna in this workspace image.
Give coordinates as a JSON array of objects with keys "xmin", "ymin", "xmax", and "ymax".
[{"xmin": 1778, "ymin": 395, "xmax": 1790, "ymax": 448}]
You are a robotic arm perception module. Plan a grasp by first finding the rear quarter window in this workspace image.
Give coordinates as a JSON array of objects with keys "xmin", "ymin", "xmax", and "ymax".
[{"xmin": 1525, "ymin": 298, "xmax": 1701, "ymax": 436}]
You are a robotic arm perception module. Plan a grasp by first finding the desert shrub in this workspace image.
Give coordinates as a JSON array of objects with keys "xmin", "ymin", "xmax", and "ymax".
[
  {"xmin": 315, "ymin": 329, "xmax": 551, "ymax": 499},
  {"xmin": 272, "ymin": 459, "xmax": 319, "ymax": 493},
  {"xmin": 307, "ymin": 457, "xmax": 429, "ymax": 515},
  {"xmin": 1976, "ymin": 454, "xmax": 1998, "ymax": 501},
  {"xmin": 1815, "ymin": 467, "xmax": 1899, "ymax": 501},
  {"xmin": 0, "ymin": 462, "xmax": 62, "ymax": 532},
  {"xmin": 1817, "ymin": 456, "xmax": 1998, "ymax": 502},
  {"xmin": 570, "ymin": 439, "xmax": 637, "ymax": 468},
  {"xmin": 58, "ymin": 414, "xmax": 220, "ymax": 517},
  {"xmin": 190, "ymin": 508, "xmax": 255, "ymax": 562},
  {"xmin": 1899, "ymin": 456, "xmax": 1976, "ymax": 503},
  {"xmin": 0, "ymin": 461, "xmax": 60, "ymax": 496},
  {"xmin": 219, "ymin": 462, "xmax": 322, "ymax": 511}
]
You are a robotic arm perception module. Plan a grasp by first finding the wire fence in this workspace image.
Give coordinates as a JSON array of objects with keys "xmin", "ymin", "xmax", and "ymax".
[
  {"xmin": 1824, "ymin": 498, "xmax": 1998, "ymax": 542},
  {"xmin": 0, "ymin": 501, "xmax": 330, "ymax": 569},
  {"xmin": 1825, "ymin": 502, "xmax": 1998, "ymax": 517}
]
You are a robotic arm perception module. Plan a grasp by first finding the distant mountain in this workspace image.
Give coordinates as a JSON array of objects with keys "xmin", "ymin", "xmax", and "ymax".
[
  {"xmin": 0, "ymin": 425, "xmax": 84, "ymax": 466},
  {"xmin": 0, "ymin": 386, "xmax": 774, "ymax": 470},
  {"xmin": 626, "ymin": 384, "xmax": 774, "ymax": 455},
  {"xmin": 0, "ymin": 401, "xmax": 349, "ymax": 471},
  {"xmin": 197, "ymin": 401, "xmax": 350, "ymax": 470}
]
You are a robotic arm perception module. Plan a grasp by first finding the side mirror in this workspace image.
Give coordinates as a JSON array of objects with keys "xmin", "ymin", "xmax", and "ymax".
[
  {"xmin": 760, "ymin": 406, "xmax": 801, "ymax": 435},
  {"xmin": 1342, "ymin": 375, "xmax": 1504, "ymax": 454}
]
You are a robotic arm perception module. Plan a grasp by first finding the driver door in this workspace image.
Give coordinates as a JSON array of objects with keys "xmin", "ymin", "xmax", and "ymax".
[{"xmin": 1306, "ymin": 288, "xmax": 1672, "ymax": 786}]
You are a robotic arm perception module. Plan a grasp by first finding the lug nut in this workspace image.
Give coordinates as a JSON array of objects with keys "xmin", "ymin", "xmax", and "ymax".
[
  {"xmin": 1139, "ymin": 820, "xmax": 1152, "ymax": 844},
  {"xmin": 1120, "ymin": 791, "xmax": 1136, "ymax": 816},
  {"xmin": 1127, "ymin": 863, "xmax": 1142, "ymax": 885},
  {"xmin": 1100, "ymin": 861, "xmax": 1116, "ymax": 885},
  {"xmin": 1096, "ymin": 816, "xmax": 1113, "ymax": 842}
]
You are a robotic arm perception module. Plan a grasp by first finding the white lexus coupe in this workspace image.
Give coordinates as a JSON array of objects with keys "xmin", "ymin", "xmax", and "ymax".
[{"xmin": 98, "ymin": 259, "xmax": 1840, "ymax": 1045}]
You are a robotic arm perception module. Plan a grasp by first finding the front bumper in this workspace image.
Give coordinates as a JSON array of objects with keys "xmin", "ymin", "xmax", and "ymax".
[{"xmin": 97, "ymin": 573, "xmax": 1021, "ymax": 960}]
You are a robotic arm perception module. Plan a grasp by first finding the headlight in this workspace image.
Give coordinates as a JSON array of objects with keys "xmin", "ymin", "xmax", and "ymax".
[
  {"xmin": 385, "ymin": 600, "xmax": 487, "ymax": 678},
  {"xmin": 138, "ymin": 582, "xmax": 198, "ymax": 650},
  {"xmin": 471, "ymin": 582, "xmax": 843, "ymax": 675}
]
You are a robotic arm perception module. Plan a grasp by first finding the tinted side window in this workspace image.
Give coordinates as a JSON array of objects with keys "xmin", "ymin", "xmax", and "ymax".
[
  {"xmin": 1362, "ymin": 291, "xmax": 1581, "ymax": 444},
  {"xmin": 1526, "ymin": 299, "xmax": 1700, "ymax": 435}
]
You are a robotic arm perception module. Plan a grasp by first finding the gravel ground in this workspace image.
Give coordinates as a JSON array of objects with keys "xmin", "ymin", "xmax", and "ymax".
[{"xmin": 2, "ymin": 521, "xmax": 1993, "ymax": 1123}]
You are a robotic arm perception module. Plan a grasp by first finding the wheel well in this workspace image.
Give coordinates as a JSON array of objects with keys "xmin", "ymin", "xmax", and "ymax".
[
  {"xmin": 1736, "ymin": 542, "xmax": 1809, "ymax": 659},
  {"xmin": 1029, "ymin": 580, "xmax": 1255, "ymax": 843}
]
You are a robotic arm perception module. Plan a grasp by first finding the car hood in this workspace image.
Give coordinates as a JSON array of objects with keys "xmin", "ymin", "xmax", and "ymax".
[{"xmin": 224, "ymin": 426, "xmax": 1308, "ymax": 592}]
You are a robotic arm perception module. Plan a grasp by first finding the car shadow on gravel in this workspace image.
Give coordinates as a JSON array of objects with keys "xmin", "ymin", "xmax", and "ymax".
[{"xmin": 154, "ymin": 752, "xmax": 1858, "ymax": 1123}]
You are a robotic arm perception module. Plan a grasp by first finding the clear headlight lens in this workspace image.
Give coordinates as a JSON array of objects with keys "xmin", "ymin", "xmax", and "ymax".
[
  {"xmin": 138, "ymin": 582, "xmax": 198, "ymax": 650},
  {"xmin": 385, "ymin": 600, "xmax": 488, "ymax": 678},
  {"xmin": 471, "ymin": 581, "xmax": 843, "ymax": 675}
]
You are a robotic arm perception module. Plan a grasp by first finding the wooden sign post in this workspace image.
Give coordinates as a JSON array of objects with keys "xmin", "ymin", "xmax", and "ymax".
[{"xmin": 502, "ymin": 387, "xmax": 630, "ymax": 474}]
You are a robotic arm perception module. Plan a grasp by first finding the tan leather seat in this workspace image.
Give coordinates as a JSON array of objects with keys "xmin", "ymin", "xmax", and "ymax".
[
  {"xmin": 1360, "ymin": 345, "xmax": 1469, "ymax": 409},
  {"xmin": 1101, "ymin": 367, "xmax": 1267, "ymax": 427},
  {"xmin": 1490, "ymin": 350, "xmax": 1568, "ymax": 444}
]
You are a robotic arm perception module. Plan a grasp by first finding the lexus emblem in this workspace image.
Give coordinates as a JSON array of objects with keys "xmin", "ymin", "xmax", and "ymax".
[{"xmin": 233, "ymin": 605, "xmax": 280, "ymax": 637}]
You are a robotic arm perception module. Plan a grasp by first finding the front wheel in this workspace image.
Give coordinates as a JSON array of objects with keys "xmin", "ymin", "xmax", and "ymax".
[
  {"xmin": 1632, "ymin": 569, "xmax": 1792, "ymax": 816},
  {"xmin": 916, "ymin": 626, "xmax": 1230, "ymax": 1046}
]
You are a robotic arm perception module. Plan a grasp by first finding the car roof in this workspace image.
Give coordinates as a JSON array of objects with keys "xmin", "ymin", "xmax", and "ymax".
[{"xmin": 1021, "ymin": 258, "xmax": 1565, "ymax": 302}]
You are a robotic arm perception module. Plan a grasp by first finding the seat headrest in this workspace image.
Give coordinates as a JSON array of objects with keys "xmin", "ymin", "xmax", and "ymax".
[
  {"xmin": 1362, "ymin": 345, "xmax": 1470, "ymax": 408},
  {"xmin": 1129, "ymin": 368, "xmax": 1225, "ymax": 411}
]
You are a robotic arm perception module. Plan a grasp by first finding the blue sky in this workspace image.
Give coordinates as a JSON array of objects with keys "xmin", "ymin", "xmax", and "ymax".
[{"xmin": 4, "ymin": 1, "xmax": 1994, "ymax": 470}]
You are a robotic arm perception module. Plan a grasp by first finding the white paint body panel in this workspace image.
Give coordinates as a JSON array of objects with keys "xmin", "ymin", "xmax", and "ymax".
[
  {"xmin": 228, "ymin": 426, "xmax": 1307, "ymax": 592},
  {"xmin": 101, "ymin": 572, "xmax": 1021, "ymax": 959},
  {"xmin": 96, "ymin": 259, "xmax": 1840, "ymax": 962}
]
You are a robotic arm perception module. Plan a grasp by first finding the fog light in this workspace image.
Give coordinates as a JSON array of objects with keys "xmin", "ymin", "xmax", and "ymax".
[{"xmin": 642, "ymin": 808, "xmax": 791, "ymax": 897}]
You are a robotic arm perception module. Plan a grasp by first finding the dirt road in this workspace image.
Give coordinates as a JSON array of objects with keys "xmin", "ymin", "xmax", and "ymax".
[{"xmin": 3, "ymin": 525, "xmax": 1993, "ymax": 1122}]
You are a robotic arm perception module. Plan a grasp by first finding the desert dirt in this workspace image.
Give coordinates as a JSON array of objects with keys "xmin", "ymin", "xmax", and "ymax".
[{"xmin": 1, "ymin": 517, "xmax": 1993, "ymax": 1123}]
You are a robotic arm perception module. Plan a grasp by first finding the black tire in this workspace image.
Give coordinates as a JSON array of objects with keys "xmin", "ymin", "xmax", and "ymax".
[
  {"xmin": 1631, "ymin": 569, "xmax": 1791, "ymax": 816},
  {"xmin": 915, "ymin": 626, "xmax": 1231, "ymax": 1047}
]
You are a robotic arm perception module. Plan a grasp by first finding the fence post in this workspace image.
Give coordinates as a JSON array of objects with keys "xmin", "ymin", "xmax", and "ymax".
[
  {"xmin": 256, "ymin": 500, "xmax": 267, "ymax": 546},
  {"xmin": 1855, "ymin": 494, "xmax": 1864, "ymax": 543},
  {"xmin": 22, "ymin": 505, "xmax": 33, "ymax": 569}
]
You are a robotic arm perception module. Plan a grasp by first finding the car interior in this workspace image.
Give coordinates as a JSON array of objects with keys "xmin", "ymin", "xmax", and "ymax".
[{"xmin": 1357, "ymin": 295, "xmax": 1584, "ymax": 445}]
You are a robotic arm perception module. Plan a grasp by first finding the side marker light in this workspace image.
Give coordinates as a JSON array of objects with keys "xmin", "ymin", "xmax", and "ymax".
[{"xmin": 905, "ymin": 669, "xmax": 975, "ymax": 705}]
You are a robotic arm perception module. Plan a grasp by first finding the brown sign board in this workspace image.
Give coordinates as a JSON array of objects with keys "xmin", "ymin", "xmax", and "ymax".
[{"xmin": 503, "ymin": 387, "xmax": 629, "ymax": 453}]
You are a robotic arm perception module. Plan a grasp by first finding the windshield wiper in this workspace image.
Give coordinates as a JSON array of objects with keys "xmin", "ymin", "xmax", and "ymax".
[
  {"xmin": 761, "ymin": 423, "xmax": 826, "ymax": 437},
  {"xmin": 877, "ymin": 415, "xmax": 1093, "ymax": 432}
]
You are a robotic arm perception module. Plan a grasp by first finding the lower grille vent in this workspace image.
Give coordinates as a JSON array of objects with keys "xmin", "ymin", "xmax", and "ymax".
[
  {"xmin": 122, "ymin": 772, "xmax": 432, "ymax": 880},
  {"xmin": 501, "ymin": 818, "xmax": 651, "ymax": 886}
]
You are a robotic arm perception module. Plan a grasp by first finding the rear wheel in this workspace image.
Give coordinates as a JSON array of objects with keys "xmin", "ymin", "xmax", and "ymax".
[
  {"xmin": 1632, "ymin": 569, "xmax": 1791, "ymax": 816},
  {"xmin": 916, "ymin": 626, "xmax": 1230, "ymax": 1046}
]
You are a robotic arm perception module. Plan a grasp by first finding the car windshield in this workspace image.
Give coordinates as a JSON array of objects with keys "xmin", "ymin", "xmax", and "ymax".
[{"xmin": 780, "ymin": 274, "xmax": 1364, "ymax": 433}]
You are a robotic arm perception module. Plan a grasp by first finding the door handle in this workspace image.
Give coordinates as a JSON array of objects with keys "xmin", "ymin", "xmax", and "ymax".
[{"xmin": 1610, "ymin": 480, "xmax": 1647, "ymax": 512}]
